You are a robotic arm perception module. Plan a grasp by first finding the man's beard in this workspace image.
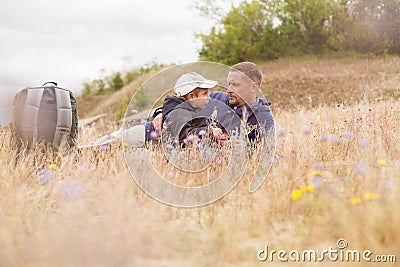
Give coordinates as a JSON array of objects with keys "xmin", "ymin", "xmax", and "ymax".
[{"xmin": 228, "ymin": 94, "xmax": 240, "ymax": 108}]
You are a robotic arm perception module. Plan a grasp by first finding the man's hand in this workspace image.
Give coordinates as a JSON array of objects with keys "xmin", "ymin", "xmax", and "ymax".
[
  {"xmin": 212, "ymin": 127, "xmax": 228, "ymax": 143},
  {"xmin": 212, "ymin": 127, "xmax": 223, "ymax": 138},
  {"xmin": 152, "ymin": 114, "xmax": 163, "ymax": 135}
]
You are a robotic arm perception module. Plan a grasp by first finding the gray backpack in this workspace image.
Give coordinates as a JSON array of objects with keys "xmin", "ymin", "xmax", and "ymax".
[{"xmin": 11, "ymin": 82, "xmax": 78, "ymax": 151}]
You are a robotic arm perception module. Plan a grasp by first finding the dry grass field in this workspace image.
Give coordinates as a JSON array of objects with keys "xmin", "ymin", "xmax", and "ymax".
[{"xmin": 0, "ymin": 56, "xmax": 399, "ymax": 266}]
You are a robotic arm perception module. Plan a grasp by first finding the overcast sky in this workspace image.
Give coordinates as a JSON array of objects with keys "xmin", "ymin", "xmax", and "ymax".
[{"xmin": 0, "ymin": 0, "xmax": 234, "ymax": 124}]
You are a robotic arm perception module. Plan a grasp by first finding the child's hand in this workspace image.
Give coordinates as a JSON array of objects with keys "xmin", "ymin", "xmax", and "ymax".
[{"xmin": 212, "ymin": 127, "xmax": 228, "ymax": 141}]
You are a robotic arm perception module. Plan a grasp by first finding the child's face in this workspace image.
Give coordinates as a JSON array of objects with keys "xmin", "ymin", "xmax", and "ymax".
[{"xmin": 190, "ymin": 88, "xmax": 210, "ymax": 109}]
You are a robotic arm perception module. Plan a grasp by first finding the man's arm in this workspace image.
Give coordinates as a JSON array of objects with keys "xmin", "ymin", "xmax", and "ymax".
[
  {"xmin": 152, "ymin": 113, "xmax": 163, "ymax": 135},
  {"xmin": 255, "ymin": 101, "xmax": 275, "ymax": 142}
]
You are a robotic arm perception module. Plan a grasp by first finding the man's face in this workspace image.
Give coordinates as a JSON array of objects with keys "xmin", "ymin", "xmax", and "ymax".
[
  {"xmin": 190, "ymin": 88, "xmax": 210, "ymax": 109},
  {"xmin": 226, "ymin": 71, "xmax": 253, "ymax": 108}
]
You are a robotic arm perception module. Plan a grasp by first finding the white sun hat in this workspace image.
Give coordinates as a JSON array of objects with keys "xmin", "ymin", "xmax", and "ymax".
[{"xmin": 174, "ymin": 72, "xmax": 218, "ymax": 97}]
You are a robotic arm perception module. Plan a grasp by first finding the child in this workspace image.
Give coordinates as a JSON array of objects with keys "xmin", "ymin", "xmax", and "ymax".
[{"xmin": 162, "ymin": 72, "xmax": 225, "ymax": 145}]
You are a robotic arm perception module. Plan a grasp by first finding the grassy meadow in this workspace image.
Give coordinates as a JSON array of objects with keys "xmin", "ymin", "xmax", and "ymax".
[{"xmin": 0, "ymin": 56, "xmax": 399, "ymax": 266}]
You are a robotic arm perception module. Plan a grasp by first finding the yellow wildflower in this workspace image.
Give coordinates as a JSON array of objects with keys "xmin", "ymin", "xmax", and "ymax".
[
  {"xmin": 363, "ymin": 193, "xmax": 377, "ymax": 200},
  {"xmin": 351, "ymin": 197, "xmax": 361, "ymax": 205},
  {"xmin": 301, "ymin": 184, "xmax": 315, "ymax": 193},
  {"xmin": 312, "ymin": 170, "xmax": 325, "ymax": 177},
  {"xmin": 377, "ymin": 159, "xmax": 387, "ymax": 166},
  {"xmin": 49, "ymin": 163, "xmax": 57, "ymax": 170},
  {"xmin": 123, "ymin": 143, "xmax": 129, "ymax": 147},
  {"xmin": 291, "ymin": 190, "xmax": 302, "ymax": 200}
]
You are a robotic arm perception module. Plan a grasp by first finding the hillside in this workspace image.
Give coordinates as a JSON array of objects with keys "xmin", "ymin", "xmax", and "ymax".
[
  {"xmin": 76, "ymin": 67, "xmax": 166, "ymax": 121},
  {"xmin": 261, "ymin": 55, "xmax": 400, "ymax": 110},
  {"xmin": 76, "ymin": 55, "xmax": 400, "ymax": 121}
]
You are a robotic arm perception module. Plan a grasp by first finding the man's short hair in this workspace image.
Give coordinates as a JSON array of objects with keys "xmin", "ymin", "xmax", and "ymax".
[{"xmin": 230, "ymin": 62, "xmax": 262, "ymax": 86}]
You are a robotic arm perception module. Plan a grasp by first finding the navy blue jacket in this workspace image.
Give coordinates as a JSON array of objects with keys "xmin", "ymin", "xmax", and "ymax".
[{"xmin": 200, "ymin": 92, "xmax": 274, "ymax": 142}]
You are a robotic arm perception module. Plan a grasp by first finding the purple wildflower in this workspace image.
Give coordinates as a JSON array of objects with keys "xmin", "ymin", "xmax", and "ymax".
[
  {"xmin": 187, "ymin": 134, "xmax": 196, "ymax": 141},
  {"xmin": 76, "ymin": 166, "xmax": 86, "ymax": 174},
  {"xmin": 358, "ymin": 138, "xmax": 369, "ymax": 147},
  {"xmin": 355, "ymin": 163, "xmax": 369, "ymax": 174},
  {"xmin": 344, "ymin": 131, "xmax": 355, "ymax": 139},
  {"xmin": 302, "ymin": 126, "xmax": 311, "ymax": 135},
  {"xmin": 341, "ymin": 176, "xmax": 349, "ymax": 182},
  {"xmin": 37, "ymin": 168, "xmax": 54, "ymax": 184},
  {"xmin": 150, "ymin": 131, "xmax": 159, "ymax": 140},
  {"xmin": 381, "ymin": 181, "xmax": 393, "ymax": 190},
  {"xmin": 277, "ymin": 128, "xmax": 286, "ymax": 137},
  {"xmin": 322, "ymin": 134, "xmax": 340, "ymax": 144},
  {"xmin": 65, "ymin": 181, "xmax": 85, "ymax": 198},
  {"xmin": 328, "ymin": 135, "xmax": 340, "ymax": 144},
  {"xmin": 315, "ymin": 163, "xmax": 324, "ymax": 171},
  {"xmin": 311, "ymin": 176, "xmax": 324, "ymax": 188}
]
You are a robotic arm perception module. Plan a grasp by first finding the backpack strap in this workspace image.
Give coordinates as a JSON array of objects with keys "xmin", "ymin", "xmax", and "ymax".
[
  {"xmin": 22, "ymin": 88, "xmax": 45, "ymax": 144},
  {"xmin": 53, "ymin": 88, "xmax": 72, "ymax": 150}
]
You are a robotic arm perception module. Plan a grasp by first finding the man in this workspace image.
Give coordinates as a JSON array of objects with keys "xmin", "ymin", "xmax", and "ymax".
[{"xmin": 153, "ymin": 62, "xmax": 274, "ymax": 142}]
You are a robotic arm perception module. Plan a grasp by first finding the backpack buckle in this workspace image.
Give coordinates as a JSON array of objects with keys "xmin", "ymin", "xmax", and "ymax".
[{"xmin": 56, "ymin": 126, "xmax": 71, "ymax": 135}]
